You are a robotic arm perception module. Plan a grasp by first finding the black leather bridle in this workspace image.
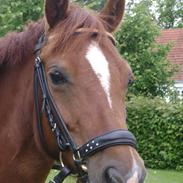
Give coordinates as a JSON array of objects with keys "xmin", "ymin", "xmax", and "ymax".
[{"xmin": 34, "ymin": 33, "xmax": 137, "ymax": 183}]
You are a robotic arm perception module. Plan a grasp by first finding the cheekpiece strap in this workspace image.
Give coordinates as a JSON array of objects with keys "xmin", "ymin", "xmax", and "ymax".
[{"xmin": 34, "ymin": 33, "xmax": 46, "ymax": 56}]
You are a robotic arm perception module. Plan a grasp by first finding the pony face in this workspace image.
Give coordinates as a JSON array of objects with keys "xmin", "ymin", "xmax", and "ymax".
[{"xmin": 40, "ymin": 0, "xmax": 146, "ymax": 182}]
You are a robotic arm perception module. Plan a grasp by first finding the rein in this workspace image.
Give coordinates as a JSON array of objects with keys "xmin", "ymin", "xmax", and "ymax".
[{"xmin": 34, "ymin": 31, "xmax": 137, "ymax": 183}]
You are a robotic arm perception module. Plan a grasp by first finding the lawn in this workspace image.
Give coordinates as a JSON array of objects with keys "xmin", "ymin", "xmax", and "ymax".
[
  {"xmin": 46, "ymin": 169, "xmax": 183, "ymax": 183},
  {"xmin": 145, "ymin": 169, "xmax": 183, "ymax": 183}
]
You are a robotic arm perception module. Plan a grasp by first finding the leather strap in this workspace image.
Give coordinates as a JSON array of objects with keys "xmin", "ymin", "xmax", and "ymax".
[
  {"xmin": 49, "ymin": 167, "xmax": 71, "ymax": 183},
  {"xmin": 34, "ymin": 33, "xmax": 46, "ymax": 55},
  {"xmin": 78, "ymin": 130, "xmax": 136, "ymax": 159},
  {"xmin": 75, "ymin": 28, "xmax": 116, "ymax": 45}
]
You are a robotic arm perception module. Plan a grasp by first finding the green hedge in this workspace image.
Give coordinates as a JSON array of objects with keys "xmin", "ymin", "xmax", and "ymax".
[{"xmin": 127, "ymin": 96, "xmax": 183, "ymax": 170}]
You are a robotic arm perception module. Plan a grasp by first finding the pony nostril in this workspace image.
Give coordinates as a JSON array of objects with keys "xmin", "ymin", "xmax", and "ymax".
[
  {"xmin": 104, "ymin": 167, "xmax": 125, "ymax": 183},
  {"xmin": 139, "ymin": 169, "xmax": 147, "ymax": 183}
]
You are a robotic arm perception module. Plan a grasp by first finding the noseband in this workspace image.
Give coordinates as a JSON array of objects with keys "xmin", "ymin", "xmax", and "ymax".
[{"xmin": 34, "ymin": 31, "xmax": 137, "ymax": 183}]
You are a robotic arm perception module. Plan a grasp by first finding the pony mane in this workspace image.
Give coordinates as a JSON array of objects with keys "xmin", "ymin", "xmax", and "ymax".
[
  {"xmin": 0, "ymin": 20, "xmax": 44, "ymax": 67},
  {"xmin": 0, "ymin": 4, "xmax": 106, "ymax": 67}
]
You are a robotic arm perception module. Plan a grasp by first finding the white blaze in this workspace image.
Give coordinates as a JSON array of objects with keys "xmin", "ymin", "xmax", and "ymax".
[
  {"xmin": 127, "ymin": 171, "xmax": 138, "ymax": 183},
  {"xmin": 86, "ymin": 42, "xmax": 112, "ymax": 108},
  {"xmin": 126, "ymin": 148, "xmax": 139, "ymax": 183}
]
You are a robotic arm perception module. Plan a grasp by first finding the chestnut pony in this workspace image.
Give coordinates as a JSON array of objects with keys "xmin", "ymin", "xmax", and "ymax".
[{"xmin": 0, "ymin": 0, "xmax": 146, "ymax": 183}]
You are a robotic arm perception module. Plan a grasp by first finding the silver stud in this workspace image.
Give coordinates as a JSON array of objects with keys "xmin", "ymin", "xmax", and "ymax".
[
  {"xmin": 90, "ymin": 146, "xmax": 93, "ymax": 149},
  {"xmin": 87, "ymin": 144, "xmax": 89, "ymax": 147},
  {"xmin": 81, "ymin": 164, "xmax": 88, "ymax": 172},
  {"xmin": 85, "ymin": 149, "xmax": 88, "ymax": 152},
  {"xmin": 96, "ymin": 143, "xmax": 99, "ymax": 146},
  {"xmin": 92, "ymin": 140, "xmax": 95, "ymax": 143},
  {"xmin": 51, "ymin": 123, "xmax": 57, "ymax": 131}
]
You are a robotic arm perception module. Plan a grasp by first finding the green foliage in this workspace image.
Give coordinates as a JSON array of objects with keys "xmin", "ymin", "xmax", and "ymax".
[
  {"xmin": 0, "ymin": 0, "xmax": 105, "ymax": 37},
  {"xmin": 127, "ymin": 96, "xmax": 183, "ymax": 170},
  {"xmin": 116, "ymin": 1, "xmax": 175, "ymax": 97},
  {"xmin": 74, "ymin": 0, "xmax": 106, "ymax": 10},
  {"xmin": 156, "ymin": 0, "xmax": 183, "ymax": 29},
  {"xmin": 0, "ymin": 0, "xmax": 43, "ymax": 36},
  {"xmin": 126, "ymin": 0, "xmax": 183, "ymax": 29}
]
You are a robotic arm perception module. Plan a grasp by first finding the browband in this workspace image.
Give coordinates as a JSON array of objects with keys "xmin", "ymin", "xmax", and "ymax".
[{"xmin": 75, "ymin": 28, "xmax": 116, "ymax": 45}]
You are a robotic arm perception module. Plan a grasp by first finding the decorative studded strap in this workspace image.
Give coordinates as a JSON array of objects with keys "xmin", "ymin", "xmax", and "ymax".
[{"xmin": 78, "ymin": 130, "xmax": 136, "ymax": 159}]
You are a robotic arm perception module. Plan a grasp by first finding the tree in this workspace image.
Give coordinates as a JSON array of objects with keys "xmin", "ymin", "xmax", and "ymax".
[
  {"xmin": 0, "ymin": 0, "xmax": 43, "ymax": 36},
  {"xmin": 155, "ymin": 0, "xmax": 183, "ymax": 29},
  {"xmin": 74, "ymin": 0, "xmax": 106, "ymax": 10},
  {"xmin": 116, "ymin": 1, "xmax": 175, "ymax": 97},
  {"xmin": 0, "ymin": 0, "xmax": 106, "ymax": 36},
  {"xmin": 126, "ymin": 0, "xmax": 183, "ymax": 29}
]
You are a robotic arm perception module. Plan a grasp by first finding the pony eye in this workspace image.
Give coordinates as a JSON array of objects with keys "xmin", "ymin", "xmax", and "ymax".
[
  {"xmin": 128, "ymin": 78, "xmax": 134, "ymax": 86},
  {"xmin": 49, "ymin": 71, "xmax": 68, "ymax": 85},
  {"xmin": 128, "ymin": 74, "xmax": 135, "ymax": 86}
]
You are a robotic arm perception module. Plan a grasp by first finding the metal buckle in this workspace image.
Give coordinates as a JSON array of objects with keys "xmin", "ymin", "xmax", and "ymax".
[
  {"xmin": 35, "ymin": 57, "xmax": 41, "ymax": 68},
  {"xmin": 73, "ymin": 151, "xmax": 88, "ymax": 173},
  {"xmin": 59, "ymin": 152, "xmax": 65, "ymax": 168}
]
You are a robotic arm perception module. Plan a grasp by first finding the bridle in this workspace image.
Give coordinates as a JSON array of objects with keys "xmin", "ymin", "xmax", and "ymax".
[
  {"xmin": 34, "ymin": 30, "xmax": 137, "ymax": 183},
  {"xmin": 34, "ymin": 31, "xmax": 137, "ymax": 183}
]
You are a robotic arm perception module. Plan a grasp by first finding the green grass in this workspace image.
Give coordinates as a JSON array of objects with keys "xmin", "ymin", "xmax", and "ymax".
[
  {"xmin": 145, "ymin": 169, "xmax": 183, "ymax": 183},
  {"xmin": 46, "ymin": 170, "xmax": 75, "ymax": 183},
  {"xmin": 46, "ymin": 169, "xmax": 183, "ymax": 183}
]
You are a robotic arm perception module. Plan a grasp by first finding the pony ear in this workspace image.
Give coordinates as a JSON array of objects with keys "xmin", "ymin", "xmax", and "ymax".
[
  {"xmin": 45, "ymin": 0, "xmax": 69, "ymax": 29},
  {"xmin": 100, "ymin": 0, "xmax": 125, "ymax": 32}
]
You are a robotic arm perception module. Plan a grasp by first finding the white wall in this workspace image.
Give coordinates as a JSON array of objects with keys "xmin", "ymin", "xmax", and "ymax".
[{"xmin": 174, "ymin": 80, "xmax": 183, "ymax": 99}]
